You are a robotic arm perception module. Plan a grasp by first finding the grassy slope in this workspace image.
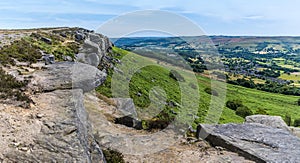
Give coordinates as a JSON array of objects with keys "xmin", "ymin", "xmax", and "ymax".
[{"xmin": 97, "ymin": 47, "xmax": 300, "ymax": 126}]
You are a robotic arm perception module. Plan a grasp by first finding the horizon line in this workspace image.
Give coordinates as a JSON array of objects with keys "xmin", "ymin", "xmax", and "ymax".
[{"xmin": 1, "ymin": 26, "xmax": 300, "ymax": 37}]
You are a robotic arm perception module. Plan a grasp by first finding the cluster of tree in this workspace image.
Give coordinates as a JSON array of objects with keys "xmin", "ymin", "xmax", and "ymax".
[
  {"xmin": 227, "ymin": 78, "xmax": 300, "ymax": 96},
  {"xmin": 255, "ymin": 42, "xmax": 268, "ymax": 51},
  {"xmin": 226, "ymin": 100, "xmax": 253, "ymax": 118},
  {"xmin": 256, "ymin": 69, "xmax": 280, "ymax": 78},
  {"xmin": 261, "ymin": 63, "xmax": 298, "ymax": 73},
  {"xmin": 256, "ymin": 81, "xmax": 300, "ymax": 96},
  {"xmin": 191, "ymin": 63, "xmax": 206, "ymax": 73},
  {"xmin": 227, "ymin": 78, "xmax": 256, "ymax": 88},
  {"xmin": 284, "ymin": 114, "xmax": 300, "ymax": 127},
  {"xmin": 177, "ymin": 49, "xmax": 202, "ymax": 60},
  {"xmin": 220, "ymin": 49, "xmax": 284, "ymax": 61},
  {"xmin": 295, "ymin": 119, "xmax": 300, "ymax": 127}
]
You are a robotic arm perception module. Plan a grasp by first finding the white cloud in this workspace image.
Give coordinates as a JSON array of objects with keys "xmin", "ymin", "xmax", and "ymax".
[
  {"xmin": 242, "ymin": 15, "xmax": 264, "ymax": 20},
  {"xmin": 1, "ymin": 0, "xmax": 300, "ymax": 35}
]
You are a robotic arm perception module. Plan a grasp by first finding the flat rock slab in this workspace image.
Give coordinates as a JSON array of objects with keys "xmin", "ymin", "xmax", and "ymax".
[
  {"xmin": 28, "ymin": 62, "xmax": 106, "ymax": 93},
  {"xmin": 245, "ymin": 115, "xmax": 290, "ymax": 131},
  {"xmin": 198, "ymin": 123, "xmax": 300, "ymax": 163},
  {"xmin": 0, "ymin": 89, "xmax": 104, "ymax": 162}
]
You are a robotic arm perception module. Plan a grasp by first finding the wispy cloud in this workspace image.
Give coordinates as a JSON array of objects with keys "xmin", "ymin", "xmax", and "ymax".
[
  {"xmin": 1, "ymin": 0, "xmax": 300, "ymax": 35},
  {"xmin": 242, "ymin": 15, "xmax": 264, "ymax": 20}
]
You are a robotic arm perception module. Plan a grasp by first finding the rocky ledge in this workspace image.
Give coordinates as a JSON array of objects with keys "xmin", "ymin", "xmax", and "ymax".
[
  {"xmin": 0, "ymin": 89, "xmax": 105, "ymax": 162},
  {"xmin": 0, "ymin": 28, "xmax": 110, "ymax": 162},
  {"xmin": 28, "ymin": 62, "xmax": 107, "ymax": 93},
  {"xmin": 0, "ymin": 61, "xmax": 107, "ymax": 162},
  {"xmin": 197, "ymin": 115, "xmax": 300, "ymax": 163}
]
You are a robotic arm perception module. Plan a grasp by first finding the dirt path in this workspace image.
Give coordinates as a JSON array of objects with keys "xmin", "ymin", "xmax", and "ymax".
[{"xmin": 84, "ymin": 92, "xmax": 253, "ymax": 163}]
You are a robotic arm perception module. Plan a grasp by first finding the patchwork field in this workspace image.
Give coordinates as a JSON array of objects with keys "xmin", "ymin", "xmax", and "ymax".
[{"xmin": 97, "ymin": 47, "xmax": 300, "ymax": 128}]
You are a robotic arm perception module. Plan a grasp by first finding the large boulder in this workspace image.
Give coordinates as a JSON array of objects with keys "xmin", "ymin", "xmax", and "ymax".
[
  {"xmin": 245, "ymin": 115, "xmax": 290, "ymax": 131},
  {"xmin": 28, "ymin": 62, "xmax": 107, "ymax": 93},
  {"xmin": 75, "ymin": 31, "xmax": 86, "ymax": 42},
  {"xmin": 77, "ymin": 38, "xmax": 101, "ymax": 67},
  {"xmin": 197, "ymin": 123, "xmax": 300, "ymax": 162},
  {"xmin": 113, "ymin": 98, "xmax": 138, "ymax": 118},
  {"xmin": 0, "ymin": 89, "xmax": 105, "ymax": 162},
  {"xmin": 42, "ymin": 54, "xmax": 55, "ymax": 65},
  {"xmin": 40, "ymin": 37, "xmax": 52, "ymax": 44},
  {"xmin": 76, "ymin": 33, "xmax": 112, "ymax": 67},
  {"xmin": 88, "ymin": 33, "xmax": 112, "ymax": 54},
  {"xmin": 77, "ymin": 52, "xmax": 100, "ymax": 67}
]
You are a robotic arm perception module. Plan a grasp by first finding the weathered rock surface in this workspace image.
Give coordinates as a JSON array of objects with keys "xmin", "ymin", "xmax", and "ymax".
[
  {"xmin": 113, "ymin": 98, "xmax": 138, "ymax": 118},
  {"xmin": 0, "ymin": 89, "xmax": 105, "ymax": 162},
  {"xmin": 28, "ymin": 62, "xmax": 107, "ymax": 93},
  {"xmin": 245, "ymin": 115, "xmax": 290, "ymax": 131},
  {"xmin": 1, "ymin": 28, "xmax": 110, "ymax": 163},
  {"xmin": 198, "ymin": 123, "xmax": 300, "ymax": 163},
  {"xmin": 76, "ymin": 32, "xmax": 112, "ymax": 67}
]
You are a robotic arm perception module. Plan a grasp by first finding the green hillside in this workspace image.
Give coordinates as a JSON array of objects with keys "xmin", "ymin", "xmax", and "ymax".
[{"xmin": 97, "ymin": 47, "xmax": 300, "ymax": 128}]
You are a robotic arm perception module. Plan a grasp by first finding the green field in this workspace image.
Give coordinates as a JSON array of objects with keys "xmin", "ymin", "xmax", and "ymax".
[
  {"xmin": 223, "ymin": 81, "xmax": 299, "ymax": 122},
  {"xmin": 97, "ymin": 47, "xmax": 300, "ymax": 128},
  {"xmin": 279, "ymin": 73, "xmax": 300, "ymax": 81}
]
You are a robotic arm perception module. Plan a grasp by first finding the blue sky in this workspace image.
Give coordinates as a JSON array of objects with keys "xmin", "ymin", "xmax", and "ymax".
[{"xmin": 1, "ymin": 0, "xmax": 300, "ymax": 36}]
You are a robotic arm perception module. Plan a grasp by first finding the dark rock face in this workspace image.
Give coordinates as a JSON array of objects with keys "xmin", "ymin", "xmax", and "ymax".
[
  {"xmin": 41, "ymin": 37, "xmax": 52, "ymax": 44},
  {"xmin": 112, "ymin": 98, "xmax": 143, "ymax": 129},
  {"xmin": 28, "ymin": 62, "xmax": 107, "ymax": 93},
  {"xmin": 42, "ymin": 54, "xmax": 55, "ymax": 65},
  {"xmin": 75, "ymin": 32, "xmax": 86, "ymax": 42},
  {"xmin": 115, "ymin": 116, "xmax": 143, "ymax": 130},
  {"xmin": 1, "ymin": 90, "xmax": 105, "ymax": 162},
  {"xmin": 197, "ymin": 123, "xmax": 300, "ymax": 163}
]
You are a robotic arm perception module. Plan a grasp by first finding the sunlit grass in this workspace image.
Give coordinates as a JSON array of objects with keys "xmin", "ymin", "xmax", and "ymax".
[{"xmin": 97, "ymin": 47, "xmax": 300, "ymax": 127}]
